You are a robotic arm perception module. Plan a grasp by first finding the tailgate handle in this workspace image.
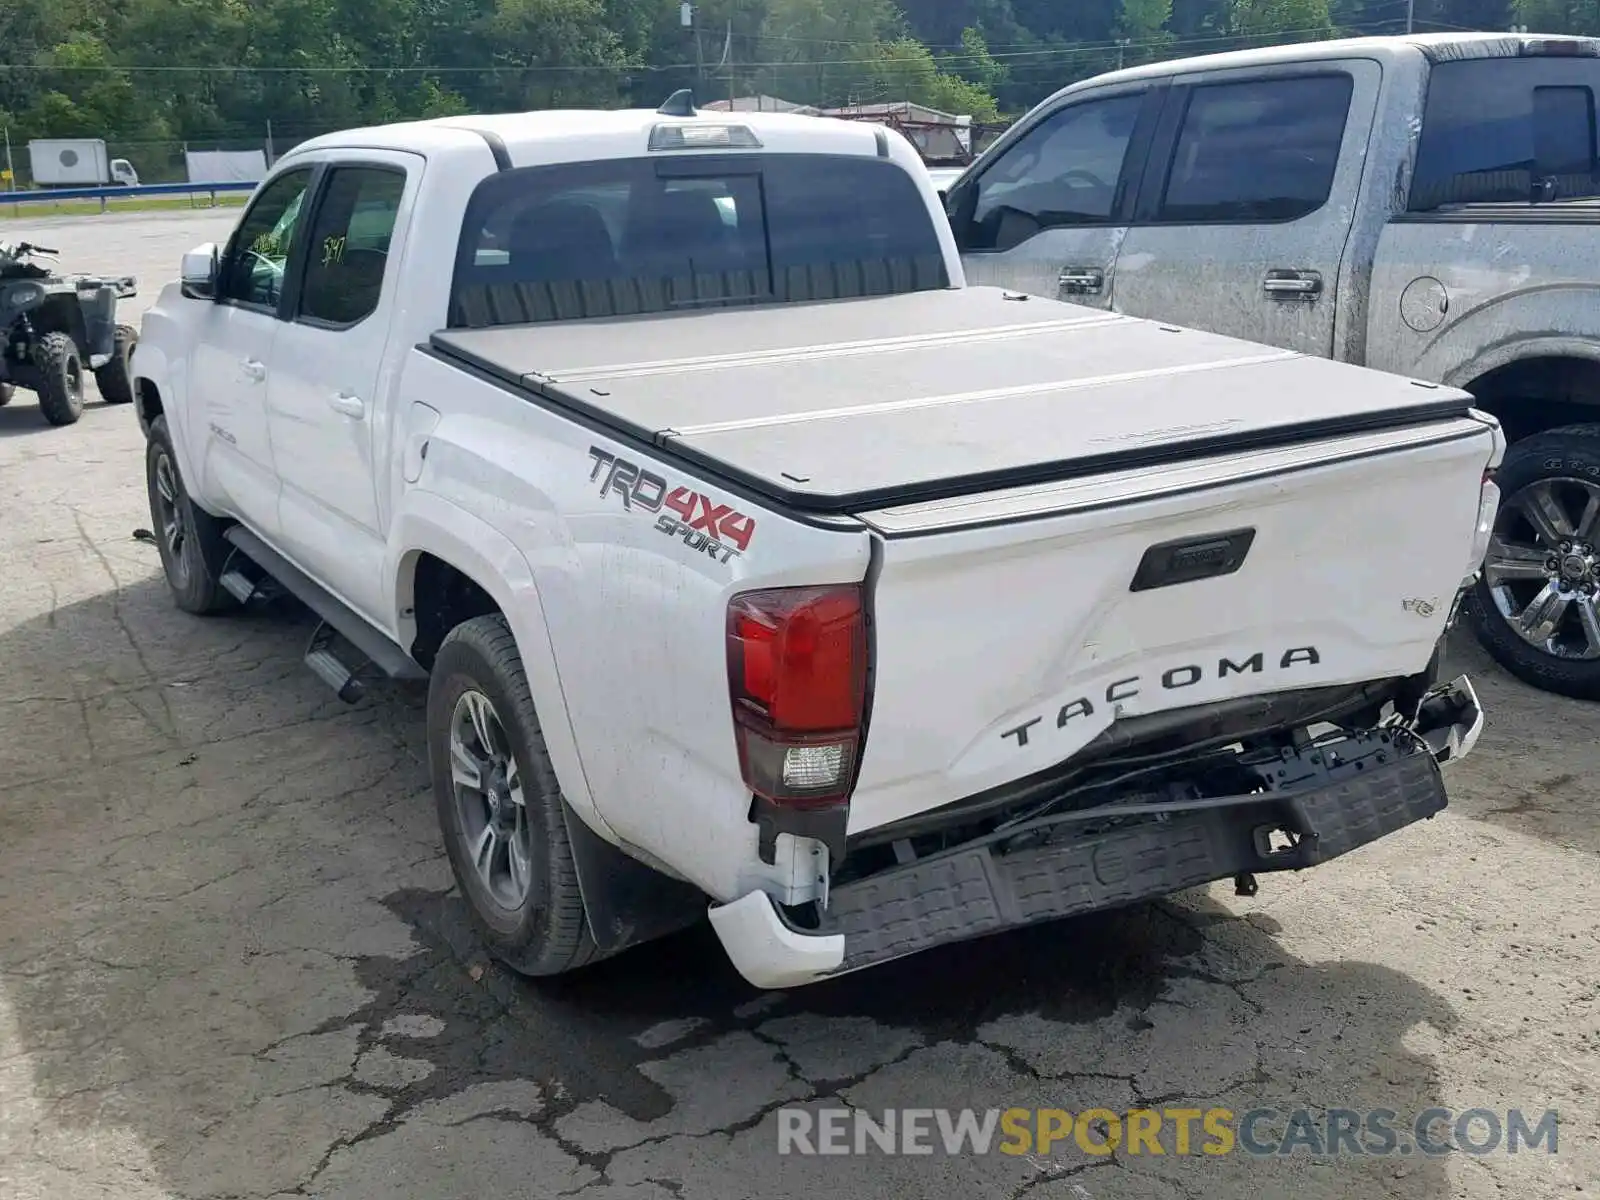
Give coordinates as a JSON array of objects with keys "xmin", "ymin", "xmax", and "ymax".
[{"xmin": 1130, "ymin": 528, "xmax": 1256, "ymax": 592}]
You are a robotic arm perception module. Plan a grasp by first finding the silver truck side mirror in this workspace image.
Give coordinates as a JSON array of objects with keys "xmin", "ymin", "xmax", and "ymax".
[{"xmin": 180, "ymin": 243, "xmax": 219, "ymax": 301}]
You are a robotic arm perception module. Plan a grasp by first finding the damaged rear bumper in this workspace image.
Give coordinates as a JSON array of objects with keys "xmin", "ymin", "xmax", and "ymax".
[{"xmin": 709, "ymin": 674, "xmax": 1484, "ymax": 990}]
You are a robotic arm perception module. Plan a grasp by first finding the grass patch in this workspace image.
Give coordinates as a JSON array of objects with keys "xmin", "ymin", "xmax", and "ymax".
[{"xmin": 0, "ymin": 193, "xmax": 249, "ymax": 219}]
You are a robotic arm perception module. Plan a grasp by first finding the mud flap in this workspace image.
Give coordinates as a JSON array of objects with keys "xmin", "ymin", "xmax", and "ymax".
[{"xmin": 560, "ymin": 800, "xmax": 708, "ymax": 954}]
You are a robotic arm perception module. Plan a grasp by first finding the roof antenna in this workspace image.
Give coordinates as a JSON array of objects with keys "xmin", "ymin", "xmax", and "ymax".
[{"xmin": 657, "ymin": 89, "xmax": 697, "ymax": 117}]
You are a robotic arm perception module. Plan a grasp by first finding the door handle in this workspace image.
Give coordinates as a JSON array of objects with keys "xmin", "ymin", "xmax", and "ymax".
[
  {"xmin": 241, "ymin": 358, "xmax": 267, "ymax": 382},
  {"xmin": 1263, "ymin": 270, "xmax": 1323, "ymax": 300},
  {"xmin": 1058, "ymin": 267, "xmax": 1105, "ymax": 296},
  {"xmin": 328, "ymin": 392, "xmax": 367, "ymax": 419}
]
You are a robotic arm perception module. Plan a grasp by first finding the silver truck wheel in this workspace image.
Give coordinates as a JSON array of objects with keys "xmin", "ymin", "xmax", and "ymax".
[
  {"xmin": 427, "ymin": 613, "xmax": 603, "ymax": 977},
  {"xmin": 448, "ymin": 689, "xmax": 535, "ymax": 912},
  {"xmin": 143, "ymin": 416, "xmax": 235, "ymax": 615},
  {"xmin": 1469, "ymin": 425, "xmax": 1600, "ymax": 699}
]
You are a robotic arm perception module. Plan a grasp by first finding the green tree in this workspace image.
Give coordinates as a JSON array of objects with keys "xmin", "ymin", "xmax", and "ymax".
[
  {"xmin": 870, "ymin": 37, "xmax": 1001, "ymax": 116},
  {"xmin": 1513, "ymin": 0, "xmax": 1600, "ymax": 33},
  {"xmin": 939, "ymin": 26, "xmax": 1009, "ymax": 91},
  {"xmin": 1118, "ymin": 0, "xmax": 1176, "ymax": 63},
  {"xmin": 1230, "ymin": 0, "xmax": 1336, "ymax": 41}
]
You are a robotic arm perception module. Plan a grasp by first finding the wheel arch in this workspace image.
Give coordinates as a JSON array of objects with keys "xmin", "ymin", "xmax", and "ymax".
[
  {"xmin": 1452, "ymin": 341, "xmax": 1600, "ymax": 446},
  {"xmin": 390, "ymin": 493, "xmax": 601, "ymax": 826}
]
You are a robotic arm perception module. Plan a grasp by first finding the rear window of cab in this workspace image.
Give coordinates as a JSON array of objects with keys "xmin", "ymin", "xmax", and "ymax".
[{"xmin": 447, "ymin": 152, "xmax": 949, "ymax": 327}]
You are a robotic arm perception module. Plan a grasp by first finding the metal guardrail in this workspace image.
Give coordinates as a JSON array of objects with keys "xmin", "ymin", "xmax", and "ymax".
[{"xmin": 0, "ymin": 180, "xmax": 258, "ymax": 211}]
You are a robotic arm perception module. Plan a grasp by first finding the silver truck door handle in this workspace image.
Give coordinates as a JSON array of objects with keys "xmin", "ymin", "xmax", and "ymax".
[
  {"xmin": 328, "ymin": 392, "xmax": 367, "ymax": 419},
  {"xmin": 241, "ymin": 358, "xmax": 267, "ymax": 381},
  {"xmin": 1058, "ymin": 267, "xmax": 1105, "ymax": 296},
  {"xmin": 1263, "ymin": 270, "xmax": 1323, "ymax": 299}
]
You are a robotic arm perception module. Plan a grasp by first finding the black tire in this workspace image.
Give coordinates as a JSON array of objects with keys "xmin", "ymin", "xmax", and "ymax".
[
  {"xmin": 144, "ymin": 415, "xmax": 236, "ymax": 615},
  {"xmin": 0, "ymin": 382, "xmax": 13, "ymax": 408},
  {"xmin": 34, "ymin": 332, "xmax": 85, "ymax": 426},
  {"xmin": 427, "ymin": 614, "xmax": 604, "ymax": 977},
  {"xmin": 1467, "ymin": 423, "xmax": 1600, "ymax": 700},
  {"xmin": 94, "ymin": 324, "xmax": 137, "ymax": 405}
]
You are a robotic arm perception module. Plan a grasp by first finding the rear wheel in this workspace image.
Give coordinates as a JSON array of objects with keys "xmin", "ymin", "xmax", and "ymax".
[
  {"xmin": 144, "ymin": 415, "xmax": 235, "ymax": 615},
  {"xmin": 94, "ymin": 324, "xmax": 137, "ymax": 405},
  {"xmin": 1468, "ymin": 425, "xmax": 1600, "ymax": 699},
  {"xmin": 427, "ymin": 614, "xmax": 603, "ymax": 977},
  {"xmin": 34, "ymin": 332, "xmax": 84, "ymax": 426}
]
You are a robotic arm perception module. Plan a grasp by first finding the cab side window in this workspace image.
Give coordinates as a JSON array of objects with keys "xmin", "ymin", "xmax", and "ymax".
[
  {"xmin": 1410, "ymin": 59, "xmax": 1600, "ymax": 210},
  {"xmin": 1155, "ymin": 75, "xmax": 1353, "ymax": 223},
  {"xmin": 959, "ymin": 93, "xmax": 1145, "ymax": 252},
  {"xmin": 219, "ymin": 168, "xmax": 313, "ymax": 310},
  {"xmin": 297, "ymin": 167, "xmax": 406, "ymax": 327}
]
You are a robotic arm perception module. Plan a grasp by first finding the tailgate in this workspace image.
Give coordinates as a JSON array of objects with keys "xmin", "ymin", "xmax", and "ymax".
[{"xmin": 845, "ymin": 418, "xmax": 1497, "ymax": 834}]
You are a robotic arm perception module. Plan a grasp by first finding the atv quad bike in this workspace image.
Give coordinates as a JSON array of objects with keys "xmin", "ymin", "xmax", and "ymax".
[{"xmin": 0, "ymin": 241, "xmax": 138, "ymax": 426}]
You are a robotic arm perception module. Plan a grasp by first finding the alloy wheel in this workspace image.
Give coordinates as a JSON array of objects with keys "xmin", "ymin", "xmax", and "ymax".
[
  {"xmin": 1482, "ymin": 476, "xmax": 1600, "ymax": 660},
  {"xmin": 449, "ymin": 688, "xmax": 533, "ymax": 911}
]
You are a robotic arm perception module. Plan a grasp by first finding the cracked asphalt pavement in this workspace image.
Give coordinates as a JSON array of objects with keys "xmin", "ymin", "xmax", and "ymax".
[{"xmin": 2, "ymin": 211, "xmax": 1598, "ymax": 1200}]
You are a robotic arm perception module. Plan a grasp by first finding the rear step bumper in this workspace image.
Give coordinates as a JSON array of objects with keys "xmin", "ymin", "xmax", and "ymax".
[{"xmin": 709, "ymin": 675, "xmax": 1483, "ymax": 990}]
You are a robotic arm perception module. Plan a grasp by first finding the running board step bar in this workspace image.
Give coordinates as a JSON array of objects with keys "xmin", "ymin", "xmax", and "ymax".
[
  {"xmin": 221, "ymin": 526, "xmax": 428, "ymax": 688},
  {"xmin": 218, "ymin": 546, "xmax": 285, "ymax": 606},
  {"xmin": 305, "ymin": 622, "xmax": 367, "ymax": 704}
]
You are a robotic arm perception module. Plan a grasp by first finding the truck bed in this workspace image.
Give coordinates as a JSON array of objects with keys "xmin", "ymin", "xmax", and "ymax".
[{"xmin": 429, "ymin": 286, "xmax": 1475, "ymax": 513}]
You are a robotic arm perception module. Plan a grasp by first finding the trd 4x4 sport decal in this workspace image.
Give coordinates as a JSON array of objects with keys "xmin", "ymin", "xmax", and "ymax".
[{"xmin": 587, "ymin": 446, "xmax": 756, "ymax": 563}]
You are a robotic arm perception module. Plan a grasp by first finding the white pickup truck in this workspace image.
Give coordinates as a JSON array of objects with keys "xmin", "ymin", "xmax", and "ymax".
[
  {"xmin": 131, "ymin": 96, "xmax": 1494, "ymax": 989},
  {"xmin": 941, "ymin": 31, "xmax": 1600, "ymax": 700}
]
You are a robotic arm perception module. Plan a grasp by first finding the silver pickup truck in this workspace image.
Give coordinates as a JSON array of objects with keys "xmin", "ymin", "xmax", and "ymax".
[{"xmin": 943, "ymin": 31, "xmax": 1600, "ymax": 700}]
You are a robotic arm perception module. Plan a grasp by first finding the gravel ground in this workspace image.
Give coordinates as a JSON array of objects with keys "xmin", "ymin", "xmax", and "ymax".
[{"xmin": 0, "ymin": 211, "xmax": 1597, "ymax": 1200}]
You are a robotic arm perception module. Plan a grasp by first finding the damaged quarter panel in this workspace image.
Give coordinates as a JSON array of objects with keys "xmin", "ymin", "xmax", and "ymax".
[{"xmin": 395, "ymin": 349, "xmax": 872, "ymax": 901}]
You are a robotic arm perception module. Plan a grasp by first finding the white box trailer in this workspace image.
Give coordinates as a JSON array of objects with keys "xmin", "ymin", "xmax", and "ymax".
[
  {"xmin": 27, "ymin": 139, "xmax": 138, "ymax": 188},
  {"xmin": 184, "ymin": 149, "xmax": 267, "ymax": 184}
]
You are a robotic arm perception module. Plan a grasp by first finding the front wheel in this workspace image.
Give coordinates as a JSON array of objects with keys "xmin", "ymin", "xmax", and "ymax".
[
  {"xmin": 144, "ymin": 416, "xmax": 236, "ymax": 615},
  {"xmin": 1468, "ymin": 425, "xmax": 1600, "ymax": 699},
  {"xmin": 427, "ymin": 614, "xmax": 603, "ymax": 977}
]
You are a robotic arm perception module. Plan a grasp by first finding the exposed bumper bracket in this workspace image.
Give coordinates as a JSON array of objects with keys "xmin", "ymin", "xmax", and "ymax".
[
  {"xmin": 1413, "ymin": 673, "xmax": 1483, "ymax": 767},
  {"xmin": 710, "ymin": 679, "xmax": 1482, "ymax": 989}
]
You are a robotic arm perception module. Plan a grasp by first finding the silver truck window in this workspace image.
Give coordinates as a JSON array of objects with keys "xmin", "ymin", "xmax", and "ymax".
[
  {"xmin": 960, "ymin": 93, "xmax": 1144, "ymax": 251},
  {"xmin": 1411, "ymin": 58, "xmax": 1600, "ymax": 210},
  {"xmin": 219, "ymin": 168, "xmax": 313, "ymax": 311},
  {"xmin": 1156, "ymin": 74, "xmax": 1352, "ymax": 224},
  {"xmin": 448, "ymin": 153, "xmax": 948, "ymax": 328},
  {"xmin": 296, "ymin": 166, "xmax": 406, "ymax": 327}
]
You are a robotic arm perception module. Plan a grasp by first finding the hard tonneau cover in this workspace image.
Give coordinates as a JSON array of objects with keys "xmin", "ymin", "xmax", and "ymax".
[{"xmin": 430, "ymin": 286, "xmax": 1475, "ymax": 513}]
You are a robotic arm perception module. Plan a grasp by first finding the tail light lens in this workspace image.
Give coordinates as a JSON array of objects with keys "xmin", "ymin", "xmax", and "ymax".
[
  {"xmin": 726, "ymin": 584, "xmax": 868, "ymax": 809},
  {"xmin": 1468, "ymin": 468, "xmax": 1500, "ymax": 580}
]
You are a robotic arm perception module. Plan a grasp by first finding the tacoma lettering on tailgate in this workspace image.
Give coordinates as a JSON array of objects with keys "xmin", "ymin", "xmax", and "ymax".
[
  {"xmin": 587, "ymin": 446, "xmax": 756, "ymax": 564},
  {"xmin": 1001, "ymin": 647, "xmax": 1322, "ymax": 748}
]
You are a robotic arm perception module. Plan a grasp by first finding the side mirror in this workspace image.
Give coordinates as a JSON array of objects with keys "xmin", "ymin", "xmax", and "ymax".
[
  {"xmin": 945, "ymin": 180, "xmax": 977, "ymax": 246},
  {"xmin": 180, "ymin": 243, "xmax": 219, "ymax": 301}
]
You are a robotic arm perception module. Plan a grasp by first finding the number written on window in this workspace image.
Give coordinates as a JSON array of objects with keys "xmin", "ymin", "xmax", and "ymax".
[{"xmin": 298, "ymin": 167, "xmax": 405, "ymax": 326}]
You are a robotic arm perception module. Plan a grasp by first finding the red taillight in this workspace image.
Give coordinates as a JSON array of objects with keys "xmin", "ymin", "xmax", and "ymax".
[{"xmin": 727, "ymin": 584, "xmax": 868, "ymax": 809}]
